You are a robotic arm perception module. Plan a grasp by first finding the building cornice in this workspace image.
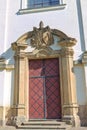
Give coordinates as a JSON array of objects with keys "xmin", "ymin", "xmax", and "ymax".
[{"xmin": 0, "ymin": 58, "xmax": 14, "ymax": 70}]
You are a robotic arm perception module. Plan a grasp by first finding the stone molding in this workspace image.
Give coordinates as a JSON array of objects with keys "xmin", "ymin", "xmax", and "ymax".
[
  {"xmin": 74, "ymin": 51, "xmax": 87, "ymax": 66},
  {"xmin": 11, "ymin": 42, "xmax": 28, "ymax": 51},
  {"xmin": 82, "ymin": 51, "xmax": 87, "ymax": 64},
  {"xmin": 26, "ymin": 47, "xmax": 60, "ymax": 59},
  {"xmin": 0, "ymin": 64, "xmax": 14, "ymax": 70}
]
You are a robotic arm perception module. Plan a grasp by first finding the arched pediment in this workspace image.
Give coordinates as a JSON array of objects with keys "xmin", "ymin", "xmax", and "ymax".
[
  {"xmin": 16, "ymin": 22, "xmax": 68, "ymax": 44},
  {"xmin": 12, "ymin": 21, "xmax": 76, "ymax": 52},
  {"xmin": 16, "ymin": 29, "xmax": 68, "ymax": 44}
]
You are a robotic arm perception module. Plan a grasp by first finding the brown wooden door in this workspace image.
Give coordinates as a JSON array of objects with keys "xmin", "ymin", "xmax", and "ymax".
[{"xmin": 29, "ymin": 58, "xmax": 61, "ymax": 119}]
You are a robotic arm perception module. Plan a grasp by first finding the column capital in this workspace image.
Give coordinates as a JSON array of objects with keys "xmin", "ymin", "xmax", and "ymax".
[
  {"xmin": 14, "ymin": 52, "xmax": 26, "ymax": 59},
  {"xmin": 60, "ymin": 47, "xmax": 74, "ymax": 57},
  {"xmin": 11, "ymin": 42, "xmax": 28, "ymax": 59}
]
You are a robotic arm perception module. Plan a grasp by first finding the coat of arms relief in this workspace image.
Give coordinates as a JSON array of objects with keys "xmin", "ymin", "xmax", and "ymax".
[{"xmin": 30, "ymin": 21, "xmax": 54, "ymax": 49}]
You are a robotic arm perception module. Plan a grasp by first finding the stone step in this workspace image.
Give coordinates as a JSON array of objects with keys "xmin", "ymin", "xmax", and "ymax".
[
  {"xmin": 16, "ymin": 120, "xmax": 71, "ymax": 130},
  {"xmin": 29, "ymin": 119, "xmax": 61, "ymax": 121},
  {"xmin": 22, "ymin": 120, "xmax": 65, "ymax": 126},
  {"xmin": 17, "ymin": 125, "xmax": 68, "ymax": 129}
]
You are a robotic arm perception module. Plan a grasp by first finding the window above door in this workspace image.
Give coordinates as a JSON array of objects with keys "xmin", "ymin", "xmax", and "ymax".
[
  {"xmin": 26, "ymin": 0, "xmax": 60, "ymax": 9},
  {"xmin": 19, "ymin": 0, "xmax": 66, "ymax": 14}
]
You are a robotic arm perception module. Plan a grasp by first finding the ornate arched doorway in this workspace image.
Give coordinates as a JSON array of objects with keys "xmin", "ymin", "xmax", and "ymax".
[{"xmin": 11, "ymin": 22, "xmax": 80, "ymax": 126}]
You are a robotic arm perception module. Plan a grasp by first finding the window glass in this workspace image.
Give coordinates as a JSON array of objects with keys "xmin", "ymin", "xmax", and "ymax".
[{"xmin": 27, "ymin": 0, "xmax": 60, "ymax": 9}]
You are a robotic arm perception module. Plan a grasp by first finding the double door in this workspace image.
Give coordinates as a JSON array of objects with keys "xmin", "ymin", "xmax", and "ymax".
[{"xmin": 29, "ymin": 58, "xmax": 61, "ymax": 119}]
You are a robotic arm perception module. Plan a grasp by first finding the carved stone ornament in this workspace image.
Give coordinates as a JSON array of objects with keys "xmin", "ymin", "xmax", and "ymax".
[{"xmin": 30, "ymin": 21, "xmax": 54, "ymax": 49}]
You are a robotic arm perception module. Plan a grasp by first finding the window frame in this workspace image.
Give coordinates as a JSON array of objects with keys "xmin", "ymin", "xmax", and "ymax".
[{"xmin": 18, "ymin": 0, "xmax": 66, "ymax": 14}]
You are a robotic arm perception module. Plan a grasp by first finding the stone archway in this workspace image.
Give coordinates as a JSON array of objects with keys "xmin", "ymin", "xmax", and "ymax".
[{"xmin": 11, "ymin": 22, "xmax": 80, "ymax": 127}]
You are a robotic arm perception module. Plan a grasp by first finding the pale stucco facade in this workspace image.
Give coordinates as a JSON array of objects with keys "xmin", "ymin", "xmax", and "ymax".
[{"xmin": 0, "ymin": 0, "xmax": 87, "ymax": 127}]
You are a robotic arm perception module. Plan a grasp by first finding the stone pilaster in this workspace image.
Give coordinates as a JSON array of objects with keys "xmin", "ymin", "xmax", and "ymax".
[
  {"xmin": 59, "ymin": 39, "xmax": 80, "ymax": 127},
  {"xmin": 81, "ymin": 52, "xmax": 87, "ymax": 126},
  {"xmin": 11, "ymin": 42, "xmax": 28, "ymax": 125}
]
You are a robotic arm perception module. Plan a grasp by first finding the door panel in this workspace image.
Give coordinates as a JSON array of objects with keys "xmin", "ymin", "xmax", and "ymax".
[
  {"xmin": 46, "ymin": 77, "xmax": 61, "ymax": 119},
  {"xmin": 29, "ymin": 60, "xmax": 43, "ymax": 77},
  {"xmin": 45, "ymin": 59, "xmax": 59, "ymax": 76},
  {"xmin": 29, "ymin": 58, "xmax": 61, "ymax": 119},
  {"xmin": 29, "ymin": 78, "xmax": 45, "ymax": 119}
]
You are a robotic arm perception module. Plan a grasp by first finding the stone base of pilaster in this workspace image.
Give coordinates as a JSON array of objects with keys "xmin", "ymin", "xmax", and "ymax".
[
  {"xmin": 63, "ymin": 114, "xmax": 80, "ymax": 127},
  {"xmin": 12, "ymin": 116, "xmax": 27, "ymax": 126}
]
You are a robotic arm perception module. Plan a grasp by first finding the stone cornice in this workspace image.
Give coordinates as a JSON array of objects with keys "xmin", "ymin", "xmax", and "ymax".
[
  {"xmin": 82, "ymin": 51, "xmax": 87, "ymax": 64},
  {"xmin": 74, "ymin": 51, "xmax": 87, "ymax": 65},
  {"xmin": 0, "ymin": 57, "xmax": 6, "ymax": 64},
  {"xmin": 59, "ymin": 38, "xmax": 77, "ymax": 47},
  {"xmin": 11, "ymin": 42, "xmax": 28, "ymax": 51},
  {"xmin": 74, "ymin": 60, "xmax": 82, "ymax": 66},
  {"xmin": 0, "ymin": 57, "xmax": 14, "ymax": 70},
  {"xmin": 0, "ymin": 64, "xmax": 14, "ymax": 70},
  {"xmin": 26, "ymin": 48, "xmax": 60, "ymax": 59}
]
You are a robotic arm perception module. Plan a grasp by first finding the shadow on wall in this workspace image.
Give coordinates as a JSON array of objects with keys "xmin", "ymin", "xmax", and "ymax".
[
  {"xmin": 10, "ymin": 70, "xmax": 14, "ymax": 106},
  {"xmin": 0, "ymin": 47, "xmax": 15, "ymax": 64},
  {"xmin": 78, "ymin": 105, "xmax": 87, "ymax": 126}
]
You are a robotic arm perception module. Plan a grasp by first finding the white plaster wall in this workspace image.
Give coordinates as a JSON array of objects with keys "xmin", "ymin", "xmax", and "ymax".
[
  {"xmin": 0, "ymin": 71, "xmax": 5, "ymax": 106},
  {"xmin": 74, "ymin": 66, "xmax": 86, "ymax": 105},
  {"xmin": 3, "ymin": 0, "xmax": 81, "ymax": 59},
  {"xmin": 0, "ymin": 70, "xmax": 14, "ymax": 106},
  {"xmin": 4, "ymin": 70, "xmax": 14, "ymax": 106},
  {"xmin": 0, "ymin": 0, "xmax": 86, "ymax": 106},
  {"xmin": 0, "ymin": 0, "xmax": 7, "ymax": 55}
]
